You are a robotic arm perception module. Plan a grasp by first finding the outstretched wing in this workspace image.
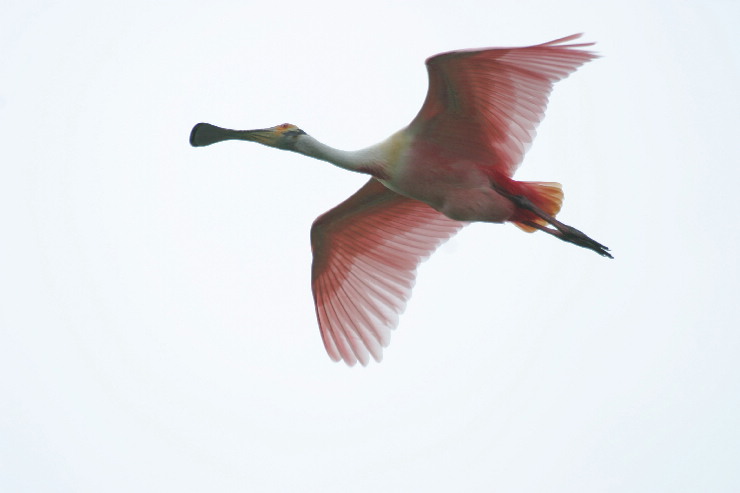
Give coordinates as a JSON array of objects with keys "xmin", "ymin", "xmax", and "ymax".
[
  {"xmin": 310, "ymin": 178, "xmax": 465, "ymax": 366},
  {"xmin": 410, "ymin": 34, "xmax": 598, "ymax": 176}
]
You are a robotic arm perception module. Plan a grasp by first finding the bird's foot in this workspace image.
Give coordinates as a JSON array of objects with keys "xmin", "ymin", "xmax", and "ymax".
[
  {"xmin": 556, "ymin": 224, "xmax": 612, "ymax": 258},
  {"xmin": 522, "ymin": 221, "xmax": 612, "ymax": 258}
]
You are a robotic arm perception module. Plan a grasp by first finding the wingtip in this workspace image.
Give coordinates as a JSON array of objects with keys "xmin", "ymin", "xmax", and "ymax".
[
  {"xmin": 547, "ymin": 33, "xmax": 584, "ymax": 44},
  {"xmin": 338, "ymin": 350, "xmax": 382, "ymax": 367},
  {"xmin": 543, "ymin": 33, "xmax": 598, "ymax": 51}
]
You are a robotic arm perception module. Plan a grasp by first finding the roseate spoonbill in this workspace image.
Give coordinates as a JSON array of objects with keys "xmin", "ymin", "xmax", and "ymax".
[{"xmin": 190, "ymin": 34, "xmax": 611, "ymax": 366}]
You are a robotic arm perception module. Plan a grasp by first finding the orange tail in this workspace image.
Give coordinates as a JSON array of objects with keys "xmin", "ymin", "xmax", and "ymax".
[{"xmin": 511, "ymin": 181, "xmax": 564, "ymax": 232}]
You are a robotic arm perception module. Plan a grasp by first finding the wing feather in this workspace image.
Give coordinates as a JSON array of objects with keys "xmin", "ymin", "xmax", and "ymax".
[
  {"xmin": 410, "ymin": 34, "xmax": 598, "ymax": 176},
  {"xmin": 310, "ymin": 178, "xmax": 465, "ymax": 365}
]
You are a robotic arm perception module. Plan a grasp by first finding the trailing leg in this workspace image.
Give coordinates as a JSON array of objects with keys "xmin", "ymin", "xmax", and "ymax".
[{"xmin": 490, "ymin": 179, "xmax": 612, "ymax": 258}]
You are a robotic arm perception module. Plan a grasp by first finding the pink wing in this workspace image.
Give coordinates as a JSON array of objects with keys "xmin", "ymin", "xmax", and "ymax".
[
  {"xmin": 410, "ymin": 34, "xmax": 598, "ymax": 176},
  {"xmin": 310, "ymin": 178, "xmax": 466, "ymax": 366}
]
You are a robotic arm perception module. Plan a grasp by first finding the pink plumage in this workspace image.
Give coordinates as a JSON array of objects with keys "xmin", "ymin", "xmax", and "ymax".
[
  {"xmin": 310, "ymin": 179, "xmax": 465, "ymax": 366},
  {"xmin": 412, "ymin": 34, "xmax": 598, "ymax": 177}
]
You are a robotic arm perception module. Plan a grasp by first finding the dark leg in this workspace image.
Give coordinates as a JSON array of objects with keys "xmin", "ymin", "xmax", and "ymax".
[{"xmin": 491, "ymin": 181, "xmax": 613, "ymax": 258}]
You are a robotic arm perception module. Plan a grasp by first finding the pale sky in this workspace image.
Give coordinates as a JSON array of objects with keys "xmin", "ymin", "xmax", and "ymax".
[{"xmin": 2, "ymin": 1, "xmax": 739, "ymax": 492}]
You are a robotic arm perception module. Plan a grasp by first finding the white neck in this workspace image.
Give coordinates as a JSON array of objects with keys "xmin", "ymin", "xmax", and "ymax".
[{"xmin": 294, "ymin": 134, "xmax": 390, "ymax": 179}]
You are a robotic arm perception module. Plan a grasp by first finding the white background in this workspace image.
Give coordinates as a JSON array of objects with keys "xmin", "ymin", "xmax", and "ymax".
[{"xmin": 2, "ymin": 1, "xmax": 739, "ymax": 491}]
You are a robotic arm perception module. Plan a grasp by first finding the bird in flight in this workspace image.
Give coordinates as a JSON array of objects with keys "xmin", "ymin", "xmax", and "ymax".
[{"xmin": 190, "ymin": 33, "xmax": 611, "ymax": 366}]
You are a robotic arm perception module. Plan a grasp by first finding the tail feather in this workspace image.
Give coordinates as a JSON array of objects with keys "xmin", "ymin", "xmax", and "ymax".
[{"xmin": 511, "ymin": 181, "xmax": 564, "ymax": 232}]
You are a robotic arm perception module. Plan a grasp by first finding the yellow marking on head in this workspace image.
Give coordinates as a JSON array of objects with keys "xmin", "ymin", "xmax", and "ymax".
[{"xmin": 272, "ymin": 123, "xmax": 301, "ymax": 135}]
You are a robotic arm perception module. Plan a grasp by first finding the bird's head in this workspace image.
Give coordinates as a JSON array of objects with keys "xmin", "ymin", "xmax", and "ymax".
[
  {"xmin": 190, "ymin": 122, "xmax": 306, "ymax": 150},
  {"xmin": 244, "ymin": 123, "xmax": 307, "ymax": 150}
]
